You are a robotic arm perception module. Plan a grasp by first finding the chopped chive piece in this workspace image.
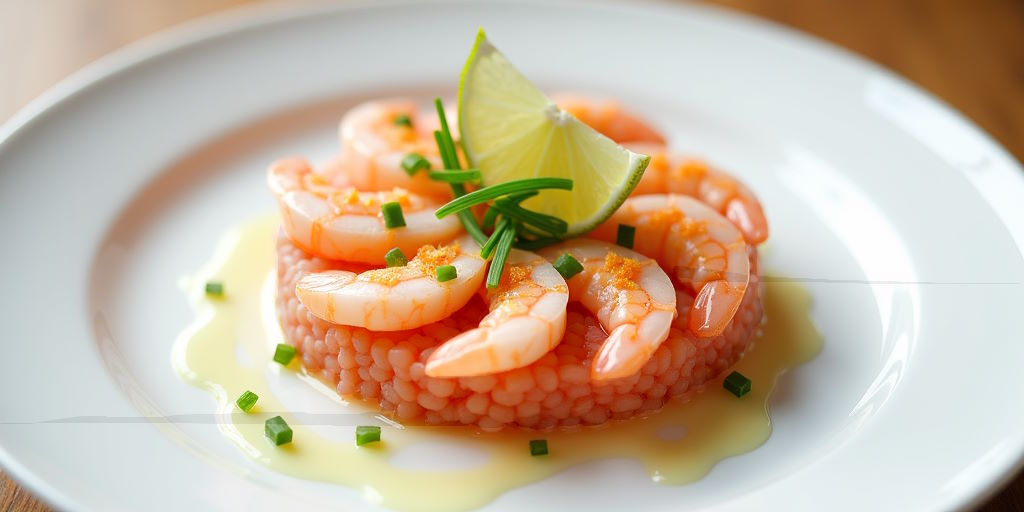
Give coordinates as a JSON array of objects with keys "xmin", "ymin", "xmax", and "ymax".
[
  {"xmin": 356, "ymin": 425, "xmax": 381, "ymax": 446},
  {"xmin": 235, "ymin": 390, "xmax": 259, "ymax": 413},
  {"xmin": 381, "ymin": 202, "xmax": 406, "ymax": 229},
  {"xmin": 436, "ymin": 265, "xmax": 458, "ymax": 282},
  {"xmin": 553, "ymin": 253, "xmax": 584, "ymax": 280},
  {"xmin": 273, "ymin": 344, "xmax": 296, "ymax": 365},
  {"xmin": 385, "ymin": 247, "xmax": 408, "ymax": 267},
  {"xmin": 723, "ymin": 371, "xmax": 751, "ymax": 397},
  {"xmin": 205, "ymin": 281, "xmax": 224, "ymax": 296},
  {"xmin": 529, "ymin": 439, "xmax": 548, "ymax": 456},
  {"xmin": 401, "ymin": 153, "xmax": 431, "ymax": 176},
  {"xmin": 486, "ymin": 224, "xmax": 517, "ymax": 289},
  {"xmin": 265, "ymin": 416, "xmax": 293, "ymax": 446},
  {"xmin": 393, "ymin": 113, "xmax": 412, "ymax": 127},
  {"xmin": 434, "ymin": 178, "xmax": 574, "ymax": 219},
  {"xmin": 427, "ymin": 169, "xmax": 482, "ymax": 183},
  {"xmin": 616, "ymin": 224, "xmax": 636, "ymax": 249},
  {"xmin": 480, "ymin": 218, "xmax": 512, "ymax": 259}
]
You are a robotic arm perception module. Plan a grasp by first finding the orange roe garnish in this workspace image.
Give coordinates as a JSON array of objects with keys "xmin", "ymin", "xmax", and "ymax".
[
  {"xmin": 603, "ymin": 252, "xmax": 642, "ymax": 290},
  {"xmin": 361, "ymin": 267, "xmax": 406, "ymax": 287},
  {"xmin": 413, "ymin": 242, "xmax": 459, "ymax": 275},
  {"xmin": 504, "ymin": 265, "xmax": 529, "ymax": 288}
]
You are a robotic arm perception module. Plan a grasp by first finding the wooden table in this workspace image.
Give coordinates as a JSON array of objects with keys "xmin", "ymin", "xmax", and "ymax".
[{"xmin": 1, "ymin": 1, "xmax": 1021, "ymax": 510}]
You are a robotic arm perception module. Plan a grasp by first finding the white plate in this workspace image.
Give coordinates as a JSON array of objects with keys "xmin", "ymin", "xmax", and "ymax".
[{"xmin": 2, "ymin": 1, "xmax": 1024, "ymax": 510}]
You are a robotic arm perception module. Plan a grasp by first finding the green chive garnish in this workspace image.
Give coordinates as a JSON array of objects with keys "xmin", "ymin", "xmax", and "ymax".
[
  {"xmin": 436, "ymin": 265, "xmax": 457, "ymax": 282},
  {"xmin": 381, "ymin": 202, "xmax": 406, "ymax": 229},
  {"xmin": 529, "ymin": 439, "xmax": 548, "ymax": 456},
  {"xmin": 480, "ymin": 218, "xmax": 512, "ymax": 259},
  {"xmin": 273, "ymin": 344, "xmax": 296, "ymax": 365},
  {"xmin": 482, "ymin": 206, "xmax": 500, "ymax": 231},
  {"xmin": 400, "ymin": 153, "xmax": 431, "ymax": 176},
  {"xmin": 490, "ymin": 199, "xmax": 568, "ymax": 235},
  {"xmin": 235, "ymin": 390, "xmax": 258, "ymax": 412},
  {"xmin": 434, "ymin": 178, "xmax": 573, "ymax": 219},
  {"xmin": 486, "ymin": 224, "xmax": 517, "ymax": 289},
  {"xmin": 356, "ymin": 425, "xmax": 381, "ymax": 446},
  {"xmin": 553, "ymin": 253, "xmax": 584, "ymax": 280},
  {"xmin": 393, "ymin": 113, "xmax": 412, "ymax": 128},
  {"xmin": 616, "ymin": 224, "xmax": 636, "ymax": 249},
  {"xmin": 432, "ymin": 99, "xmax": 488, "ymax": 246},
  {"xmin": 265, "ymin": 416, "xmax": 292, "ymax": 446},
  {"xmin": 427, "ymin": 169, "xmax": 482, "ymax": 183},
  {"xmin": 505, "ymin": 191, "xmax": 539, "ymax": 204},
  {"xmin": 205, "ymin": 281, "xmax": 224, "ymax": 296},
  {"xmin": 723, "ymin": 371, "xmax": 751, "ymax": 398},
  {"xmin": 434, "ymin": 99, "xmax": 460, "ymax": 168},
  {"xmin": 385, "ymin": 247, "xmax": 407, "ymax": 267}
]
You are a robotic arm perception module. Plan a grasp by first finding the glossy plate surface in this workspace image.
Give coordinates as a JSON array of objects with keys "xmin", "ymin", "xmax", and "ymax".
[{"xmin": 1, "ymin": 1, "xmax": 1022, "ymax": 510}]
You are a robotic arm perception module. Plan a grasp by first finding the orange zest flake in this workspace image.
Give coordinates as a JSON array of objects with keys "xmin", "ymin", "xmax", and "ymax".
[{"xmin": 603, "ymin": 252, "xmax": 642, "ymax": 290}]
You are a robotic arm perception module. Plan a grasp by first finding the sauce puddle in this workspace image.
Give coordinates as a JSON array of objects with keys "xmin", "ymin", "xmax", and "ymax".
[{"xmin": 174, "ymin": 215, "xmax": 821, "ymax": 511}]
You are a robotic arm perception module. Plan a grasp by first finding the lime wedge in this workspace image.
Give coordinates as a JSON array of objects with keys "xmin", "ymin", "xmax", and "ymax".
[{"xmin": 457, "ymin": 29, "xmax": 650, "ymax": 237}]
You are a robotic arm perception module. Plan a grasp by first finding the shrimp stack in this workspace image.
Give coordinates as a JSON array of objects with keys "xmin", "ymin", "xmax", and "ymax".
[{"xmin": 271, "ymin": 97, "xmax": 769, "ymax": 429}]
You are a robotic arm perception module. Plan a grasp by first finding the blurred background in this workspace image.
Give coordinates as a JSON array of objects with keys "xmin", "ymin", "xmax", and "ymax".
[{"xmin": 0, "ymin": 0, "xmax": 1021, "ymax": 510}]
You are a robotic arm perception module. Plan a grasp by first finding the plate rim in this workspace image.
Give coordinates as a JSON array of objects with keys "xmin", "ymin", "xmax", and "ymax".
[{"xmin": 1, "ymin": 0, "xmax": 1023, "ymax": 510}]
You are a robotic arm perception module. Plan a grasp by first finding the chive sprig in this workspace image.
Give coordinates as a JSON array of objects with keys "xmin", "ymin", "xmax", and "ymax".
[{"xmin": 427, "ymin": 98, "xmax": 574, "ymax": 288}]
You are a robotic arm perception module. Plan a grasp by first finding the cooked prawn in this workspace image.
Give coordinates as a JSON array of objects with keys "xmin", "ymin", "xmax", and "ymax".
[
  {"xmin": 267, "ymin": 157, "xmax": 462, "ymax": 264},
  {"xmin": 337, "ymin": 99, "xmax": 456, "ymax": 199},
  {"xmin": 538, "ymin": 239, "xmax": 676, "ymax": 381},
  {"xmin": 424, "ymin": 250, "xmax": 569, "ymax": 378},
  {"xmin": 627, "ymin": 143, "xmax": 769, "ymax": 244},
  {"xmin": 294, "ymin": 234, "xmax": 486, "ymax": 331},
  {"xmin": 590, "ymin": 194, "xmax": 750, "ymax": 338},
  {"xmin": 551, "ymin": 93, "xmax": 666, "ymax": 145}
]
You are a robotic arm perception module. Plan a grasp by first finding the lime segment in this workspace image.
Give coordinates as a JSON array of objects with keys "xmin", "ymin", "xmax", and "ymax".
[{"xmin": 458, "ymin": 29, "xmax": 650, "ymax": 237}]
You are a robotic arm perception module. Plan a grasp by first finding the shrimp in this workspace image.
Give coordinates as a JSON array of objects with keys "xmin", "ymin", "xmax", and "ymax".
[
  {"xmin": 294, "ymin": 234, "xmax": 486, "ymax": 331},
  {"xmin": 538, "ymin": 240, "xmax": 676, "ymax": 381},
  {"xmin": 627, "ymin": 143, "xmax": 769, "ymax": 244},
  {"xmin": 551, "ymin": 93, "xmax": 666, "ymax": 145},
  {"xmin": 424, "ymin": 250, "xmax": 569, "ymax": 378},
  {"xmin": 590, "ymin": 194, "xmax": 750, "ymax": 338},
  {"xmin": 337, "ymin": 99, "xmax": 456, "ymax": 199},
  {"xmin": 267, "ymin": 157, "xmax": 462, "ymax": 264}
]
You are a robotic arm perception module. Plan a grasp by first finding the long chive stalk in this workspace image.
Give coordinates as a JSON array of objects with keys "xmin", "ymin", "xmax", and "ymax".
[
  {"xmin": 480, "ymin": 218, "xmax": 513, "ymax": 259},
  {"xmin": 435, "ymin": 178, "xmax": 573, "ymax": 219},
  {"xmin": 490, "ymin": 200, "xmax": 568, "ymax": 235},
  {"xmin": 486, "ymin": 224, "xmax": 517, "ymax": 289}
]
